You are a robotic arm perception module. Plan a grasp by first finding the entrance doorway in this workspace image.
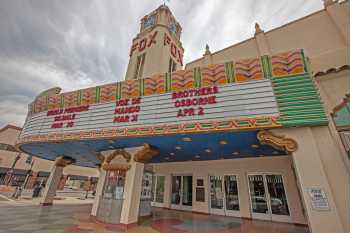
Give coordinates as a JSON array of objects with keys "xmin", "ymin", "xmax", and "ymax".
[
  {"xmin": 152, "ymin": 175, "xmax": 165, "ymax": 207},
  {"xmin": 209, "ymin": 175, "xmax": 240, "ymax": 217},
  {"xmin": 171, "ymin": 175, "xmax": 192, "ymax": 210},
  {"xmin": 248, "ymin": 174, "xmax": 291, "ymax": 222}
]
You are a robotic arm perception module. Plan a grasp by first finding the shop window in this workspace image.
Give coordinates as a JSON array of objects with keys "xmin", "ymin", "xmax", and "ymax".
[{"xmin": 134, "ymin": 53, "xmax": 146, "ymax": 79}]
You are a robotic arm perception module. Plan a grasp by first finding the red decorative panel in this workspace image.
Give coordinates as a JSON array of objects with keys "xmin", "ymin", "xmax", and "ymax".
[
  {"xmin": 235, "ymin": 58, "xmax": 263, "ymax": 82},
  {"xmin": 201, "ymin": 64, "xmax": 227, "ymax": 87},
  {"xmin": 81, "ymin": 87, "xmax": 97, "ymax": 105},
  {"xmin": 48, "ymin": 95, "xmax": 60, "ymax": 110},
  {"xmin": 63, "ymin": 91, "xmax": 79, "ymax": 108},
  {"xmin": 271, "ymin": 50, "xmax": 305, "ymax": 76},
  {"xmin": 34, "ymin": 96, "xmax": 47, "ymax": 113},
  {"xmin": 143, "ymin": 74, "xmax": 166, "ymax": 96},
  {"xmin": 121, "ymin": 80, "xmax": 140, "ymax": 99},
  {"xmin": 100, "ymin": 83, "xmax": 117, "ymax": 103},
  {"xmin": 171, "ymin": 70, "xmax": 195, "ymax": 91}
]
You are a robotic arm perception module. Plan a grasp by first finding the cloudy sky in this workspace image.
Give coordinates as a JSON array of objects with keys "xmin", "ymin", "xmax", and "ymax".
[{"xmin": 0, "ymin": 0, "xmax": 323, "ymax": 128}]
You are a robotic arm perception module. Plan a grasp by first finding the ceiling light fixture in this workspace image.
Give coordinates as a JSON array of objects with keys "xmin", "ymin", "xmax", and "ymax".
[
  {"xmin": 205, "ymin": 149, "xmax": 211, "ymax": 153},
  {"xmin": 219, "ymin": 140, "xmax": 228, "ymax": 145},
  {"xmin": 175, "ymin": 146, "xmax": 182, "ymax": 150},
  {"xmin": 182, "ymin": 137, "xmax": 192, "ymax": 142}
]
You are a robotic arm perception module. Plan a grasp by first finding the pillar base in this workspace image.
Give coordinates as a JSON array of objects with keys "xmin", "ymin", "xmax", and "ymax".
[
  {"xmin": 90, "ymin": 215, "xmax": 138, "ymax": 231},
  {"xmin": 40, "ymin": 202, "xmax": 53, "ymax": 206}
]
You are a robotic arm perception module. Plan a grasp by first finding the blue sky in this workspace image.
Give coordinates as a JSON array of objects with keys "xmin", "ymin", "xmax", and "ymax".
[{"xmin": 0, "ymin": 0, "xmax": 323, "ymax": 127}]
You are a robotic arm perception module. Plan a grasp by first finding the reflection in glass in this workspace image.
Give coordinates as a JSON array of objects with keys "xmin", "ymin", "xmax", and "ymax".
[
  {"xmin": 266, "ymin": 175, "xmax": 290, "ymax": 215},
  {"xmin": 248, "ymin": 175, "xmax": 268, "ymax": 214},
  {"xmin": 103, "ymin": 171, "xmax": 125, "ymax": 200},
  {"xmin": 182, "ymin": 176, "xmax": 192, "ymax": 206},
  {"xmin": 225, "ymin": 175, "xmax": 239, "ymax": 211},
  {"xmin": 171, "ymin": 176, "xmax": 181, "ymax": 205},
  {"xmin": 210, "ymin": 176, "xmax": 224, "ymax": 209},
  {"xmin": 155, "ymin": 176, "xmax": 165, "ymax": 203}
]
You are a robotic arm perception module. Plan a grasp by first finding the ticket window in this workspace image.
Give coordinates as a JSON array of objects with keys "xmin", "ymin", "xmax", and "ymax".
[{"xmin": 103, "ymin": 171, "xmax": 125, "ymax": 200}]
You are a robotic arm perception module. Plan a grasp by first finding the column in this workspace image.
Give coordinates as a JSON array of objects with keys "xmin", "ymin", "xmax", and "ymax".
[
  {"xmin": 91, "ymin": 169, "xmax": 107, "ymax": 216},
  {"xmin": 272, "ymin": 127, "xmax": 345, "ymax": 233},
  {"xmin": 324, "ymin": 0, "xmax": 350, "ymax": 45},
  {"xmin": 40, "ymin": 156, "xmax": 74, "ymax": 206},
  {"xmin": 119, "ymin": 160, "xmax": 144, "ymax": 225}
]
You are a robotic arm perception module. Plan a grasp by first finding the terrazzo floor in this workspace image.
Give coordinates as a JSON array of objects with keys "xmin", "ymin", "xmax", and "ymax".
[{"xmin": 0, "ymin": 203, "xmax": 309, "ymax": 233}]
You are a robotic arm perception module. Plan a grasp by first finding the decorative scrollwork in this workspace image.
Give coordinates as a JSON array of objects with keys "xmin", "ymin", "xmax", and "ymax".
[
  {"xmin": 257, "ymin": 130, "xmax": 298, "ymax": 153},
  {"xmin": 55, "ymin": 156, "xmax": 75, "ymax": 167},
  {"xmin": 134, "ymin": 144, "xmax": 159, "ymax": 163}
]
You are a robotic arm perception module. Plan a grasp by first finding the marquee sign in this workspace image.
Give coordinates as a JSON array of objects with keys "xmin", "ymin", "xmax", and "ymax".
[
  {"xmin": 19, "ymin": 49, "xmax": 328, "ymax": 143},
  {"xmin": 21, "ymin": 80, "xmax": 278, "ymax": 138}
]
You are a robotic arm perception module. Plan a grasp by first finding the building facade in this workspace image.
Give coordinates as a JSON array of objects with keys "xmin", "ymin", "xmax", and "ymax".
[
  {"xmin": 15, "ymin": 1, "xmax": 350, "ymax": 233},
  {"xmin": 0, "ymin": 125, "xmax": 99, "ymax": 191}
]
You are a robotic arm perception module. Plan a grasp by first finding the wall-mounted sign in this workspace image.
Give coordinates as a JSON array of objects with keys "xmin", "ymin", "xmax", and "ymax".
[
  {"xmin": 307, "ymin": 188, "xmax": 330, "ymax": 211},
  {"xmin": 21, "ymin": 80, "xmax": 279, "ymax": 138}
]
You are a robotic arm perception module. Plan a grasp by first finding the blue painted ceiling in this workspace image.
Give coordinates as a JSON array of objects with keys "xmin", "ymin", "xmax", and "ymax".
[{"xmin": 20, "ymin": 130, "xmax": 286, "ymax": 167}]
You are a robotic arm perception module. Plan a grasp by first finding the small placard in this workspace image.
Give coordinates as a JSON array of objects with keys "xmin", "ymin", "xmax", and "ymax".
[
  {"xmin": 196, "ymin": 187, "xmax": 205, "ymax": 202},
  {"xmin": 307, "ymin": 188, "xmax": 330, "ymax": 211}
]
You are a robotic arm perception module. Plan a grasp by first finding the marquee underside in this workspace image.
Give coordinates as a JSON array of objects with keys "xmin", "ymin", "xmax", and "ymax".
[{"xmin": 19, "ymin": 130, "xmax": 286, "ymax": 167}]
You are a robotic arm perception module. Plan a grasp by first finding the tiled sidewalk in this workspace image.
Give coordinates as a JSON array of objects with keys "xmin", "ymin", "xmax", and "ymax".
[{"xmin": 0, "ymin": 203, "xmax": 309, "ymax": 233}]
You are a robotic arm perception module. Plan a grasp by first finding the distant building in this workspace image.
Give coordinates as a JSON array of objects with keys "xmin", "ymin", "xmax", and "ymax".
[{"xmin": 0, "ymin": 125, "xmax": 99, "ymax": 191}]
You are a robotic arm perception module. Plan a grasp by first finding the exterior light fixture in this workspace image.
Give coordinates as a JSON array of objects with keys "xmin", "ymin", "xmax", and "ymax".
[
  {"xmin": 170, "ymin": 152, "xmax": 175, "ymax": 156},
  {"xmin": 232, "ymin": 151, "xmax": 239, "ymax": 155},
  {"xmin": 205, "ymin": 149, "xmax": 211, "ymax": 153},
  {"xmin": 219, "ymin": 140, "xmax": 228, "ymax": 145},
  {"xmin": 251, "ymin": 144, "xmax": 259, "ymax": 148},
  {"xmin": 175, "ymin": 146, "xmax": 182, "ymax": 150}
]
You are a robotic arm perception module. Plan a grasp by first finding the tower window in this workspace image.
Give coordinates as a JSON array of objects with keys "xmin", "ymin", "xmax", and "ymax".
[
  {"xmin": 134, "ymin": 53, "xmax": 146, "ymax": 79},
  {"xmin": 168, "ymin": 58, "xmax": 177, "ymax": 73}
]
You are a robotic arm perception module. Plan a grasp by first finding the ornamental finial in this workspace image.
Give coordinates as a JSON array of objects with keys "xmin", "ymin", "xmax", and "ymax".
[
  {"xmin": 204, "ymin": 44, "xmax": 211, "ymax": 56},
  {"xmin": 254, "ymin": 23, "xmax": 264, "ymax": 35}
]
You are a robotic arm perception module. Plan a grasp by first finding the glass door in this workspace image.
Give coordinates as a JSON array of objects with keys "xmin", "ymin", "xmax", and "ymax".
[
  {"xmin": 266, "ymin": 175, "xmax": 291, "ymax": 222},
  {"xmin": 224, "ymin": 175, "xmax": 240, "ymax": 217},
  {"xmin": 182, "ymin": 176, "xmax": 193, "ymax": 210},
  {"xmin": 209, "ymin": 176, "xmax": 225, "ymax": 215},
  {"xmin": 171, "ymin": 175, "xmax": 192, "ymax": 210},
  {"xmin": 248, "ymin": 174, "xmax": 291, "ymax": 222},
  {"xmin": 209, "ymin": 175, "xmax": 240, "ymax": 216},
  {"xmin": 152, "ymin": 175, "xmax": 165, "ymax": 207}
]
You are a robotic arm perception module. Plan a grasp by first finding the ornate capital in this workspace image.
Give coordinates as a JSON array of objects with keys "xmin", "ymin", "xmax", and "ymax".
[
  {"xmin": 55, "ymin": 156, "xmax": 75, "ymax": 167},
  {"xmin": 257, "ymin": 130, "xmax": 297, "ymax": 153},
  {"xmin": 134, "ymin": 144, "xmax": 159, "ymax": 163},
  {"xmin": 102, "ymin": 163, "xmax": 131, "ymax": 171},
  {"xmin": 96, "ymin": 149, "xmax": 132, "ymax": 171}
]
